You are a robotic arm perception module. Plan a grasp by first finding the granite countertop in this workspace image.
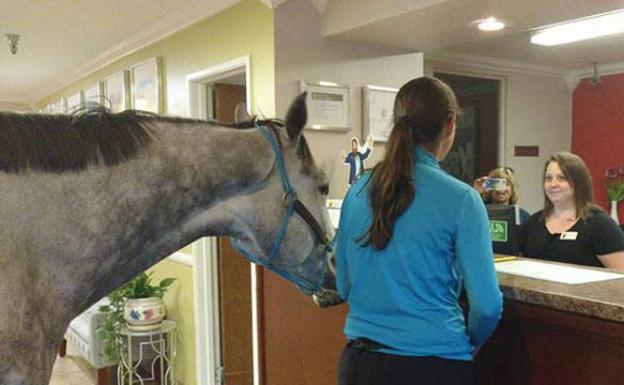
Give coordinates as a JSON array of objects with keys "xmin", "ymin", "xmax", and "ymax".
[{"xmin": 494, "ymin": 256, "xmax": 624, "ymax": 322}]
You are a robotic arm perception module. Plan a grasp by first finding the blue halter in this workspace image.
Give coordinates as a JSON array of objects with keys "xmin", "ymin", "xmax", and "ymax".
[{"xmin": 230, "ymin": 121, "xmax": 332, "ymax": 295}]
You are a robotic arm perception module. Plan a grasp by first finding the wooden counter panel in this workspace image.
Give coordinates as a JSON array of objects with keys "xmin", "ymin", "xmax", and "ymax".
[{"xmin": 477, "ymin": 299, "xmax": 624, "ymax": 385}]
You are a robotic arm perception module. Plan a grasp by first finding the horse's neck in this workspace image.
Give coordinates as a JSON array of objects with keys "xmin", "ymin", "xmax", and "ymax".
[
  {"xmin": 0, "ymin": 123, "xmax": 275, "ymax": 314},
  {"xmin": 88, "ymin": 123, "xmax": 276, "ymax": 300}
]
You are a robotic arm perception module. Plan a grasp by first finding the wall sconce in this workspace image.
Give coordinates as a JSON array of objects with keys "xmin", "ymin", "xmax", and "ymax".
[{"xmin": 5, "ymin": 33, "xmax": 20, "ymax": 55}]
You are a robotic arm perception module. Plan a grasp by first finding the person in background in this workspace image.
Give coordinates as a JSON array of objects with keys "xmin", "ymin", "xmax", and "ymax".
[
  {"xmin": 336, "ymin": 77, "xmax": 502, "ymax": 385},
  {"xmin": 519, "ymin": 152, "xmax": 624, "ymax": 269},
  {"xmin": 342, "ymin": 135, "xmax": 373, "ymax": 184},
  {"xmin": 473, "ymin": 167, "xmax": 530, "ymax": 223}
]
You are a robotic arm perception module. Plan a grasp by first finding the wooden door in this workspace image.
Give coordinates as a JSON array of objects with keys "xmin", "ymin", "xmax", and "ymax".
[
  {"xmin": 213, "ymin": 82, "xmax": 253, "ymax": 385},
  {"xmin": 434, "ymin": 73, "xmax": 500, "ymax": 182},
  {"xmin": 217, "ymin": 238, "xmax": 253, "ymax": 385},
  {"xmin": 213, "ymin": 83, "xmax": 246, "ymax": 124}
]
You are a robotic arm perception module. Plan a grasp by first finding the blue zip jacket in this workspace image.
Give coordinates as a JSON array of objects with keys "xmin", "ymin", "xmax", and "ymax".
[{"xmin": 336, "ymin": 147, "xmax": 502, "ymax": 360}]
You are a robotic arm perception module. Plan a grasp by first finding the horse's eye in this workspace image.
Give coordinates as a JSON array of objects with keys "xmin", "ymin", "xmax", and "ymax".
[{"xmin": 318, "ymin": 183, "xmax": 329, "ymax": 196}]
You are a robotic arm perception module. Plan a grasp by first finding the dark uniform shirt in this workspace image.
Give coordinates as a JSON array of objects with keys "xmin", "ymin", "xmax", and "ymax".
[{"xmin": 519, "ymin": 208, "xmax": 624, "ymax": 267}]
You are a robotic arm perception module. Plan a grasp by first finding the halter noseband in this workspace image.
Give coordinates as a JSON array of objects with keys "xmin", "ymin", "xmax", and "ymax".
[{"xmin": 230, "ymin": 121, "xmax": 332, "ymax": 294}]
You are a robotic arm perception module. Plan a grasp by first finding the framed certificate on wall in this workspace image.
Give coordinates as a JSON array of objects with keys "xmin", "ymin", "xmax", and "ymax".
[
  {"xmin": 363, "ymin": 85, "xmax": 398, "ymax": 142},
  {"xmin": 300, "ymin": 80, "xmax": 350, "ymax": 131}
]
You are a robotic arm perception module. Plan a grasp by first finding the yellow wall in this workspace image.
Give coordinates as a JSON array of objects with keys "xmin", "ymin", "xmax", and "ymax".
[
  {"xmin": 37, "ymin": 0, "xmax": 275, "ymax": 118},
  {"xmin": 38, "ymin": 1, "xmax": 275, "ymax": 384},
  {"xmin": 148, "ymin": 260, "xmax": 196, "ymax": 385}
]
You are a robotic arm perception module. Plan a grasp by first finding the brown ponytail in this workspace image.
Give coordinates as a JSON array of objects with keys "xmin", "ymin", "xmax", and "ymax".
[{"xmin": 361, "ymin": 77, "xmax": 458, "ymax": 250}]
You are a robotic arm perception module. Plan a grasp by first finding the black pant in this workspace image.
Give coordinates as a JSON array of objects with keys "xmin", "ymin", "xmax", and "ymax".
[{"xmin": 337, "ymin": 340, "xmax": 474, "ymax": 385}]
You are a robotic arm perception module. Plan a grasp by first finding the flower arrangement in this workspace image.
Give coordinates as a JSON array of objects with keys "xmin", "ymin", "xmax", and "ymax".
[{"xmin": 604, "ymin": 165, "xmax": 624, "ymax": 202}]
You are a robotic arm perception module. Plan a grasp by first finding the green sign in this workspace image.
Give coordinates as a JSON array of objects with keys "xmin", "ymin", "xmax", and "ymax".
[{"xmin": 489, "ymin": 220, "xmax": 508, "ymax": 242}]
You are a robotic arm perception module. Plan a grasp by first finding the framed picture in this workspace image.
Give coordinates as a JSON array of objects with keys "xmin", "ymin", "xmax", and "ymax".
[
  {"xmin": 131, "ymin": 57, "xmax": 162, "ymax": 113},
  {"xmin": 300, "ymin": 81, "xmax": 350, "ymax": 131},
  {"xmin": 84, "ymin": 82, "xmax": 103, "ymax": 105},
  {"xmin": 104, "ymin": 71, "xmax": 129, "ymax": 112},
  {"xmin": 49, "ymin": 99, "xmax": 65, "ymax": 114},
  {"xmin": 65, "ymin": 91, "xmax": 82, "ymax": 112},
  {"xmin": 363, "ymin": 85, "xmax": 398, "ymax": 142}
]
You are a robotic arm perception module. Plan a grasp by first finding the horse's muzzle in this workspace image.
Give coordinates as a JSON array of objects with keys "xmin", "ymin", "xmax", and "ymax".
[{"xmin": 312, "ymin": 288, "xmax": 344, "ymax": 308}]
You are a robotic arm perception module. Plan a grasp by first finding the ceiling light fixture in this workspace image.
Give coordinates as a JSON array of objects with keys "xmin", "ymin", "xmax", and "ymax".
[
  {"xmin": 477, "ymin": 17, "xmax": 505, "ymax": 32},
  {"xmin": 531, "ymin": 9, "xmax": 624, "ymax": 46},
  {"xmin": 5, "ymin": 33, "xmax": 20, "ymax": 55}
]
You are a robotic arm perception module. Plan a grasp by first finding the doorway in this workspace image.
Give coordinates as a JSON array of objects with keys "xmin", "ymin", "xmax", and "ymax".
[
  {"xmin": 187, "ymin": 56, "xmax": 256, "ymax": 385},
  {"xmin": 434, "ymin": 72, "xmax": 500, "ymax": 183}
]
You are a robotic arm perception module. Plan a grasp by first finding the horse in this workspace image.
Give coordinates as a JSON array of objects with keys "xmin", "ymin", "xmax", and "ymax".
[{"xmin": 0, "ymin": 93, "xmax": 342, "ymax": 385}]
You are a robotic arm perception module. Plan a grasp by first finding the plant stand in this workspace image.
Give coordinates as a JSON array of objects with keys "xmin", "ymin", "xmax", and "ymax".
[{"xmin": 117, "ymin": 320, "xmax": 176, "ymax": 385}]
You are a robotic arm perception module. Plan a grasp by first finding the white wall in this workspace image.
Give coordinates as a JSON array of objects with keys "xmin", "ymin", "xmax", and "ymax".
[
  {"xmin": 275, "ymin": 0, "xmax": 423, "ymax": 199},
  {"xmin": 505, "ymin": 73, "xmax": 571, "ymax": 213},
  {"xmin": 425, "ymin": 59, "xmax": 572, "ymax": 214},
  {"xmin": 0, "ymin": 101, "xmax": 32, "ymax": 112}
]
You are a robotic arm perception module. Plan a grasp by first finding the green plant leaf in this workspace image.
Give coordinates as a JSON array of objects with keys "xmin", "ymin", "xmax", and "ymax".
[
  {"xmin": 96, "ymin": 270, "xmax": 176, "ymax": 361},
  {"xmin": 159, "ymin": 278, "xmax": 176, "ymax": 289}
]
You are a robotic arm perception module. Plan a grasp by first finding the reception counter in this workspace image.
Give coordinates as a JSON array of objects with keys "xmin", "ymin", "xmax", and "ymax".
[{"xmin": 477, "ymin": 256, "xmax": 624, "ymax": 385}]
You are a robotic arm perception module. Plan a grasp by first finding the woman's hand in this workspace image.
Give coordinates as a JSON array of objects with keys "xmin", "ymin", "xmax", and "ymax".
[
  {"xmin": 340, "ymin": 150, "xmax": 349, "ymax": 163},
  {"xmin": 473, "ymin": 176, "xmax": 489, "ymax": 199}
]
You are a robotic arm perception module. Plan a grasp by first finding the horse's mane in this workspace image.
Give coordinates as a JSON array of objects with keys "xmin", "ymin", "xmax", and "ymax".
[
  {"xmin": 0, "ymin": 106, "xmax": 157, "ymax": 173},
  {"xmin": 0, "ymin": 106, "xmax": 312, "ymax": 174}
]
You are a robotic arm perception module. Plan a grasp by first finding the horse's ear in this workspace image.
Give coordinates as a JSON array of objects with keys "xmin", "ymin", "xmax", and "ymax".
[
  {"xmin": 285, "ymin": 92, "xmax": 307, "ymax": 142},
  {"xmin": 234, "ymin": 102, "xmax": 251, "ymax": 124}
]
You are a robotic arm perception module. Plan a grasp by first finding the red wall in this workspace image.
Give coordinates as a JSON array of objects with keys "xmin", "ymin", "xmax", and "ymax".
[{"xmin": 572, "ymin": 73, "xmax": 624, "ymax": 222}]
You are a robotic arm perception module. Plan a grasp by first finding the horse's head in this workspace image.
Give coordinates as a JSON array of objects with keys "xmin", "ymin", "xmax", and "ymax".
[{"xmin": 229, "ymin": 93, "xmax": 343, "ymax": 308}]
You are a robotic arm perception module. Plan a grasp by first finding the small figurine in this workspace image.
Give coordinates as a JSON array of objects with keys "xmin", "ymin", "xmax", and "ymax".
[{"xmin": 341, "ymin": 135, "xmax": 373, "ymax": 184}]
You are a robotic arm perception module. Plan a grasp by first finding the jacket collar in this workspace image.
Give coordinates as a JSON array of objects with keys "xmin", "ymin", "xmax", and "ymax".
[{"xmin": 414, "ymin": 146, "xmax": 439, "ymax": 168}]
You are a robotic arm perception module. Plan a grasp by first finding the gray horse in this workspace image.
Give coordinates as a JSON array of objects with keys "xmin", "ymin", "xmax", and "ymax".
[{"xmin": 0, "ymin": 93, "xmax": 341, "ymax": 385}]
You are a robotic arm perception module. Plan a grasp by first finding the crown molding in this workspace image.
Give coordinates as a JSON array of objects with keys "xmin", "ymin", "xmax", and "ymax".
[
  {"xmin": 567, "ymin": 61, "xmax": 624, "ymax": 81},
  {"xmin": 563, "ymin": 61, "xmax": 624, "ymax": 92},
  {"xmin": 31, "ymin": 0, "xmax": 241, "ymax": 103},
  {"xmin": 427, "ymin": 51, "xmax": 624, "ymax": 93},
  {"xmin": 258, "ymin": 0, "xmax": 289, "ymax": 8},
  {"xmin": 426, "ymin": 51, "xmax": 567, "ymax": 80}
]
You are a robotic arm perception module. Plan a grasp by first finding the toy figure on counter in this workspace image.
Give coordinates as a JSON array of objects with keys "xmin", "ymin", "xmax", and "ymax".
[{"xmin": 342, "ymin": 135, "xmax": 373, "ymax": 184}]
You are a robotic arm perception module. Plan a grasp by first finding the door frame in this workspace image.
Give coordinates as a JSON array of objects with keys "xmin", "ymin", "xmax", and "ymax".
[
  {"xmin": 430, "ymin": 64, "xmax": 507, "ymax": 165},
  {"xmin": 186, "ymin": 55, "xmax": 259, "ymax": 385}
]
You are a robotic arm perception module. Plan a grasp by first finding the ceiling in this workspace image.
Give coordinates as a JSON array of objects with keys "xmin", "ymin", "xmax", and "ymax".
[
  {"xmin": 3, "ymin": 0, "xmax": 624, "ymax": 106},
  {"xmin": 0, "ymin": 0, "xmax": 242, "ymax": 104},
  {"xmin": 322, "ymin": 0, "xmax": 624, "ymax": 75}
]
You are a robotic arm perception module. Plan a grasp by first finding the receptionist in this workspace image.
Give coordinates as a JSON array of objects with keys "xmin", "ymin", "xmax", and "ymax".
[{"xmin": 518, "ymin": 152, "xmax": 624, "ymax": 269}]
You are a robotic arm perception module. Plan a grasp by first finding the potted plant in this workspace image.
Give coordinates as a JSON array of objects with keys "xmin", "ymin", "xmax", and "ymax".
[
  {"xmin": 97, "ymin": 272, "xmax": 175, "ymax": 361},
  {"xmin": 604, "ymin": 166, "xmax": 624, "ymax": 223}
]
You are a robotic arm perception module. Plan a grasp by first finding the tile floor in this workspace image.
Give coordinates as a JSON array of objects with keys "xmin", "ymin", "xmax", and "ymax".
[{"xmin": 49, "ymin": 344, "xmax": 96, "ymax": 385}]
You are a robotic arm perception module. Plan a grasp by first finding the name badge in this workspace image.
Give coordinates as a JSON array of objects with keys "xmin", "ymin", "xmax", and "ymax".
[{"xmin": 560, "ymin": 231, "xmax": 578, "ymax": 240}]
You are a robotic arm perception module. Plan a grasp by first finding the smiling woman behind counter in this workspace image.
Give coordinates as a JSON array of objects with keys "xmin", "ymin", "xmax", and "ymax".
[{"xmin": 519, "ymin": 152, "xmax": 624, "ymax": 270}]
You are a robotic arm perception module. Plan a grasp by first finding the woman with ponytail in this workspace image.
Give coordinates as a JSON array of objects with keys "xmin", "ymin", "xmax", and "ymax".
[{"xmin": 335, "ymin": 77, "xmax": 502, "ymax": 385}]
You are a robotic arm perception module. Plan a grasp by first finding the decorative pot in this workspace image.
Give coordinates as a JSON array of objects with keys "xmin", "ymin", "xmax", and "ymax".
[
  {"xmin": 123, "ymin": 297, "xmax": 166, "ymax": 328},
  {"xmin": 610, "ymin": 200, "xmax": 620, "ymax": 224}
]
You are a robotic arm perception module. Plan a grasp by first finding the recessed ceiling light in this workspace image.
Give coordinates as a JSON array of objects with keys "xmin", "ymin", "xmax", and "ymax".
[
  {"xmin": 477, "ymin": 17, "xmax": 506, "ymax": 32},
  {"xmin": 531, "ymin": 9, "xmax": 624, "ymax": 46}
]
